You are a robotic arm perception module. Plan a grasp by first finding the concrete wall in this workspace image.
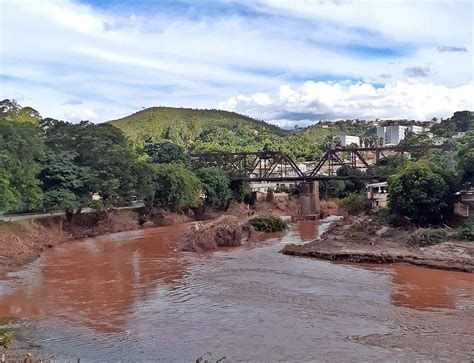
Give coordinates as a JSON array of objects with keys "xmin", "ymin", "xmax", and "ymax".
[{"xmin": 298, "ymin": 181, "xmax": 320, "ymax": 217}]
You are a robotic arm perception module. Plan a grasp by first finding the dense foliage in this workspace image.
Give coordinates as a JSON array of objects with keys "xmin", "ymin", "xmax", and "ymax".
[
  {"xmin": 0, "ymin": 101, "xmax": 44, "ymax": 211},
  {"xmin": 195, "ymin": 168, "xmax": 232, "ymax": 208},
  {"xmin": 431, "ymin": 111, "xmax": 473, "ymax": 137},
  {"xmin": 151, "ymin": 163, "xmax": 202, "ymax": 211},
  {"xmin": 0, "ymin": 98, "xmax": 472, "ymax": 231},
  {"xmin": 341, "ymin": 193, "xmax": 368, "ymax": 215},
  {"xmin": 388, "ymin": 160, "xmax": 449, "ymax": 225},
  {"xmin": 249, "ymin": 215, "xmax": 287, "ymax": 232}
]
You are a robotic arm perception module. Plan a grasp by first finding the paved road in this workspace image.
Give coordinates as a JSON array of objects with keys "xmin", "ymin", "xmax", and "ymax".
[{"xmin": 0, "ymin": 202, "xmax": 145, "ymax": 222}]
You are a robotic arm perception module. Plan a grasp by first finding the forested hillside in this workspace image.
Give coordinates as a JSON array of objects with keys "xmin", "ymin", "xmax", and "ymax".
[
  {"xmin": 109, "ymin": 107, "xmax": 286, "ymax": 142},
  {"xmin": 108, "ymin": 106, "xmax": 377, "ymax": 159}
]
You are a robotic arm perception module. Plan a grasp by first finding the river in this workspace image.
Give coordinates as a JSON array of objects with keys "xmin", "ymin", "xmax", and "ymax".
[{"xmin": 0, "ymin": 217, "xmax": 473, "ymax": 361}]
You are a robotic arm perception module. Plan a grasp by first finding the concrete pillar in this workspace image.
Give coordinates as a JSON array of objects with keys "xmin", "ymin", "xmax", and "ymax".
[{"xmin": 298, "ymin": 180, "xmax": 320, "ymax": 218}]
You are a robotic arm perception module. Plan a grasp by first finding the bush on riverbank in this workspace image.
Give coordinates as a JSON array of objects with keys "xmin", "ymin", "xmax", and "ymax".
[
  {"xmin": 341, "ymin": 193, "xmax": 369, "ymax": 215},
  {"xmin": 249, "ymin": 215, "xmax": 287, "ymax": 232},
  {"xmin": 409, "ymin": 228, "xmax": 448, "ymax": 247},
  {"xmin": 455, "ymin": 218, "xmax": 474, "ymax": 241}
]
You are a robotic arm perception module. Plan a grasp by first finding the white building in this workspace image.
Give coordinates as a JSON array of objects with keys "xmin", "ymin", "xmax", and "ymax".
[
  {"xmin": 339, "ymin": 135, "xmax": 360, "ymax": 146},
  {"xmin": 376, "ymin": 125, "xmax": 430, "ymax": 146}
]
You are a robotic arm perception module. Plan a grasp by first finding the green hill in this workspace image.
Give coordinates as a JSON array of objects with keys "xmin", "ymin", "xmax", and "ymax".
[{"xmin": 108, "ymin": 107, "xmax": 287, "ymax": 145}]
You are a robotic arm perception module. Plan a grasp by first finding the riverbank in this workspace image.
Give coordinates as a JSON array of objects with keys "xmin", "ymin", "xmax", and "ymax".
[
  {"xmin": 0, "ymin": 198, "xmax": 307, "ymax": 276},
  {"xmin": 282, "ymin": 216, "xmax": 474, "ymax": 272}
]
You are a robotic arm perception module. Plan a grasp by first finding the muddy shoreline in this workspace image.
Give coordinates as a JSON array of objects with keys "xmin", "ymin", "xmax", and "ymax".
[
  {"xmin": 282, "ymin": 216, "xmax": 474, "ymax": 273},
  {"xmin": 0, "ymin": 209, "xmax": 199, "ymax": 277},
  {"xmin": 0, "ymin": 199, "xmax": 306, "ymax": 277}
]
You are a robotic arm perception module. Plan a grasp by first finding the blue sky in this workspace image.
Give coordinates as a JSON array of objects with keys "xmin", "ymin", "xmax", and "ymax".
[{"xmin": 0, "ymin": 0, "xmax": 472, "ymax": 127}]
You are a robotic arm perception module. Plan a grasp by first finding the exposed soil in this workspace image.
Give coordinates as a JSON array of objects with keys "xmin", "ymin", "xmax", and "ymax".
[
  {"xmin": 180, "ymin": 215, "xmax": 253, "ymax": 252},
  {"xmin": 282, "ymin": 215, "xmax": 474, "ymax": 273},
  {"xmin": 0, "ymin": 209, "xmax": 193, "ymax": 277},
  {"xmin": 0, "ymin": 196, "xmax": 342, "ymax": 277}
]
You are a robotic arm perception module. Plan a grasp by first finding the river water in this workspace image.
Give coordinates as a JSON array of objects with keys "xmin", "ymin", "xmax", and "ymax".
[{"xmin": 0, "ymin": 217, "xmax": 473, "ymax": 361}]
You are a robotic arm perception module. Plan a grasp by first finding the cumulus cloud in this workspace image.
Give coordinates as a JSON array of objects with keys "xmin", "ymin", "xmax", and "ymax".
[
  {"xmin": 218, "ymin": 80, "xmax": 474, "ymax": 128},
  {"xmin": 437, "ymin": 45, "xmax": 468, "ymax": 53},
  {"xmin": 0, "ymin": 0, "xmax": 471, "ymax": 123},
  {"xmin": 65, "ymin": 108, "xmax": 100, "ymax": 123}
]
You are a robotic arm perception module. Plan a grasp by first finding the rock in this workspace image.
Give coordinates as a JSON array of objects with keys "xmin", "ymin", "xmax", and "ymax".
[
  {"xmin": 180, "ymin": 216, "xmax": 253, "ymax": 252},
  {"xmin": 375, "ymin": 226, "xmax": 390, "ymax": 237}
]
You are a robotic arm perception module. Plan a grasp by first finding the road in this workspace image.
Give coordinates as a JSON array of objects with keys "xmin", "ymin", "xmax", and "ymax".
[{"xmin": 0, "ymin": 202, "xmax": 145, "ymax": 222}]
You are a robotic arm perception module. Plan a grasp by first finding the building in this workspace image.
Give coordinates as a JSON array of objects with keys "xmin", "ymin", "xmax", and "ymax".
[
  {"xmin": 376, "ymin": 124, "xmax": 431, "ymax": 146},
  {"xmin": 376, "ymin": 125, "xmax": 406, "ymax": 145},
  {"xmin": 339, "ymin": 135, "xmax": 360, "ymax": 147},
  {"xmin": 366, "ymin": 182, "xmax": 388, "ymax": 210},
  {"xmin": 454, "ymin": 188, "xmax": 474, "ymax": 217}
]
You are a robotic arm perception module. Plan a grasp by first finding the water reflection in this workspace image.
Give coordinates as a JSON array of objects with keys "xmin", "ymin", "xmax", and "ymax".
[
  {"xmin": 359, "ymin": 263, "xmax": 474, "ymax": 310},
  {"xmin": 296, "ymin": 220, "xmax": 318, "ymax": 241},
  {"xmin": 0, "ymin": 219, "xmax": 472, "ymax": 361},
  {"xmin": 390, "ymin": 264, "xmax": 474, "ymax": 310},
  {"xmin": 0, "ymin": 226, "xmax": 188, "ymax": 332}
]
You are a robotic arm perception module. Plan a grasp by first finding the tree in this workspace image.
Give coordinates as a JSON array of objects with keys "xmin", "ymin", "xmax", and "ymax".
[
  {"xmin": 336, "ymin": 166, "xmax": 366, "ymax": 196},
  {"xmin": 144, "ymin": 139, "xmax": 188, "ymax": 164},
  {"xmin": 388, "ymin": 160, "xmax": 449, "ymax": 225},
  {"xmin": 42, "ymin": 120, "xmax": 138, "ymax": 207},
  {"xmin": 132, "ymin": 159, "xmax": 157, "ymax": 209},
  {"xmin": 196, "ymin": 168, "xmax": 232, "ymax": 208},
  {"xmin": 152, "ymin": 164, "xmax": 201, "ymax": 210},
  {"xmin": 0, "ymin": 99, "xmax": 41, "ymax": 124},
  {"xmin": 457, "ymin": 132, "xmax": 474, "ymax": 185},
  {"xmin": 39, "ymin": 149, "xmax": 92, "ymax": 219},
  {"xmin": 0, "ymin": 168, "xmax": 18, "ymax": 212},
  {"xmin": 0, "ymin": 118, "xmax": 44, "ymax": 212}
]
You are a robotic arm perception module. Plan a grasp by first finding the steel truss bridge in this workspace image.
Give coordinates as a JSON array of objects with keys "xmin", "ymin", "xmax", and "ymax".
[{"xmin": 191, "ymin": 144, "xmax": 453, "ymax": 182}]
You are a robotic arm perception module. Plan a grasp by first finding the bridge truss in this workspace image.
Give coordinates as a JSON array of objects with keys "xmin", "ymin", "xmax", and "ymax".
[{"xmin": 191, "ymin": 144, "xmax": 453, "ymax": 182}]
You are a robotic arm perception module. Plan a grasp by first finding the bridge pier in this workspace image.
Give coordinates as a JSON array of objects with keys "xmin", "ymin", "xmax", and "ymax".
[{"xmin": 295, "ymin": 181, "xmax": 320, "ymax": 221}]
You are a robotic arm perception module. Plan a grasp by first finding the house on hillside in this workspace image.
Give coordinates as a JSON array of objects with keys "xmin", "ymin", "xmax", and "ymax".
[
  {"xmin": 366, "ymin": 182, "xmax": 388, "ymax": 210},
  {"xmin": 454, "ymin": 188, "xmax": 474, "ymax": 217}
]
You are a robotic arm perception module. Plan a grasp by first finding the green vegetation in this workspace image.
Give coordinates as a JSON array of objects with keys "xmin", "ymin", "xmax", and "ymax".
[
  {"xmin": 341, "ymin": 193, "xmax": 368, "ymax": 215},
  {"xmin": 431, "ymin": 111, "xmax": 473, "ymax": 137},
  {"xmin": 0, "ymin": 98, "xmax": 472, "ymax": 234},
  {"xmin": 409, "ymin": 228, "xmax": 448, "ymax": 247},
  {"xmin": 108, "ymin": 107, "xmax": 375, "ymax": 161},
  {"xmin": 0, "ymin": 328, "xmax": 14, "ymax": 349},
  {"xmin": 109, "ymin": 106, "xmax": 286, "ymax": 144},
  {"xmin": 388, "ymin": 160, "xmax": 449, "ymax": 225},
  {"xmin": 456, "ymin": 217, "xmax": 474, "ymax": 241},
  {"xmin": 196, "ymin": 168, "xmax": 232, "ymax": 208},
  {"xmin": 144, "ymin": 139, "xmax": 189, "ymax": 164},
  {"xmin": 0, "ymin": 101, "xmax": 44, "ymax": 212},
  {"xmin": 249, "ymin": 215, "xmax": 287, "ymax": 232},
  {"xmin": 151, "ymin": 164, "xmax": 201, "ymax": 211}
]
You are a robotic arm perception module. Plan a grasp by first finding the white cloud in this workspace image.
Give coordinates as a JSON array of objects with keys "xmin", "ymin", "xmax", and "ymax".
[
  {"xmin": 0, "ymin": 0, "xmax": 471, "ymax": 124},
  {"xmin": 219, "ymin": 80, "xmax": 474, "ymax": 127}
]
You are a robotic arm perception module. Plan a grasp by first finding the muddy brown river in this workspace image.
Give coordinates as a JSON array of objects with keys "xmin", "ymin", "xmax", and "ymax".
[{"xmin": 0, "ymin": 217, "xmax": 473, "ymax": 361}]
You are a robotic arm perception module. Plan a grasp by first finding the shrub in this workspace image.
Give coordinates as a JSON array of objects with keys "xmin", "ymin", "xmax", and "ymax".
[
  {"xmin": 249, "ymin": 215, "xmax": 287, "ymax": 232},
  {"xmin": 455, "ymin": 218, "xmax": 474, "ymax": 241},
  {"xmin": 341, "ymin": 193, "xmax": 368, "ymax": 215},
  {"xmin": 373, "ymin": 207, "xmax": 390, "ymax": 224},
  {"xmin": 409, "ymin": 228, "xmax": 447, "ymax": 247},
  {"xmin": 0, "ymin": 328, "xmax": 14, "ymax": 349}
]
